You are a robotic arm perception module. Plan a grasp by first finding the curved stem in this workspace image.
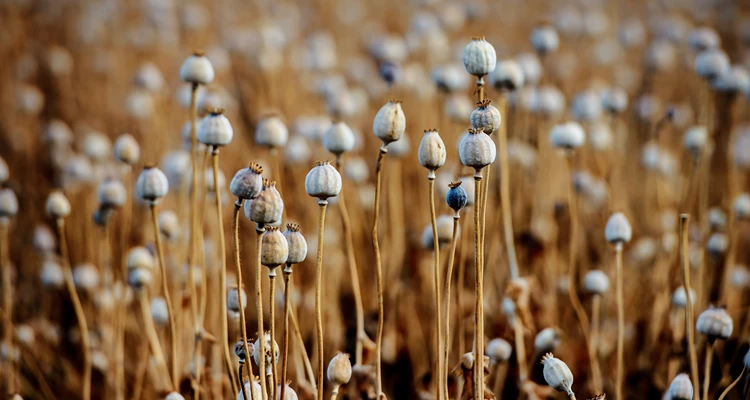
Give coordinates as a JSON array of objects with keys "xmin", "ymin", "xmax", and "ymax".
[
  {"xmin": 717, "ymin": 366, "xmax": 745, "ymax": 400},
  {"xmin": 234, "ymin": 201, "xmax": 254, "ymax": 389},
  {"xmin": 442, "ymin": 216, "xmax": 460, "ymax": 400},
  {"xmin": 372, "ymin": 148, "xmax": 387, "ymax": 397},
  {"xmin": 255, "ymin": 228, "xmax": 268, "ymax": 400},
  {"xmin": 428, "ymin": 178, "xmax": 443, "ymax": 400},
  {"xmin": 680, "ymin": 214, "xmax": 700, "ymax": 400},
  {"xmin": 315, "ymin": 202, "xmax": 329, "ymax": 400},
  {"xmin": 138, "ymin": 289, "xmax": 172, "ymax": 389},
  {"xmin": 57, "ymin": 219, "xmax": 93, "ymax": 400},
  {"xmin": 615, "ymin": 246, "xmax": 624, "ymax": 400},
  {"xmin": 702, "ymin": 343, "xmax": 714, "ymax": 400},
  {"xmin": 590, "ymin": 295, "xmax": 603, "ymax": 393},
  {"xmin": 1, "ymin": 223, "xmax": 13, "ymax": 397},
  {"xmin": 473, "ymin": 174, "xmax": 484, "ymax": 400},
  {"xmin": 269, "ymin": 273, "xmax": 278, "ymax": 400},
  {"xmin": 280, "ymin": 270, "xmax": 292, "ymax": 400}
]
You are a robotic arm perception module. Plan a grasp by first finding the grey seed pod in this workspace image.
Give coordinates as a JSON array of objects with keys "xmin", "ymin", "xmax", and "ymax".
[
  {"xmin": 40, "ymin": 260, "xmax": 64, "ymax": 288},
  {"xmin": 46, "ymin": 191, "xmax": 71, "ymax": 219},
  {"xmin": 687, "ymin": 27, "xmax": 720, "ymax": 52},
  {"xmin": 588, "ymin": 122, "xmax": 613, "ymax": 151},
  {"xmin": 275, "ymin": 384, "xmax": 298, "ymax": 400},
  {"xmin": 230, "ymin": 162, "xmax": 264, "ymax": 200},
  {"xmin": 165, "ymin": 391, "xmax": 186, "ymax": 400},
  {"xmin": 533, "ymin": 86, "xmax": 566, "ymax": 117},
  {"xmin": 541, "ymin": 353, "xmax": 574, "ymax": 397},
  {"xmin": 491, "ymin": 60, "xmax": 525, "ymax": 91},
  {"xmin": 180, "ymin": 51, "xmax": 215, "ymax": 85},
  {"xmin": 204, "ymin": 168, "xmax": 226, "ymax": 194},
  {"xmin": 162, "ymin": 150, "xmax": 192, "ymax": 191},
  {"xmin": 515, "ymin": 52, "xmax": 542, "ymax": 85},
  {"xmin": 237, "ymin": 381, "xmax": 264, "ymax": 400},
  {"xmin": 252, "ymin": 332, "xmax": 280, "ymax": 370},
  {"xmin": 486, "ymin": 338, "xmax": 512, "ymax": 363},
  {"xmin": 125, "ymin": 90, "xmax": 155, "ymax": 120},
  {"xmin": 305, "ymin": 161, "xmax": 342, "ymax": 202},
  {"xmin": 128, "ymin": 267, "xmax": 153, "ymax": 290},
  {"xmin": 605, "ymin": 212, "xmax": 632, "ymax": 245},
  {"xmin": 601, "ymin": 87, "xmax": 628, "ymax": 114},
  {"xmin": 459, "ymin": 128, "xmax": 497, "ymax": 173},
  {"xmin": 158, "ymin": 211, "xmax": 181, "ymax": 241},
  {"xmin": 708, "ymin": 207, "xmax": 727, "ymax": 230},
  {"xmin": 97, "ymin": 179, "xmax": 126, "ymax": 209},
  {"xmin": 113, "ymin": 134, "xmax": 140, "ymax": 165},
  {"xmin": 198, "ymin": 108, "xmax": 233, "ymax": 147},
  {"xmin": 373, "ymin": 100, "xmax": 406, "ymax": 147},
  {"xmin": 261, "ymin": 226, "xmax": 289, "ymax": 271},
  {"xmin": 418, "ymin": 129, "xmax": 447, "ymax": 177},
  {"xmin": 458, "ymin": 176, "xmax": 476, "ymax": 206},
  {"xmin": 82, "ymin": 132, "xmax": 112, "ymax": 163},
  {"xmin": 344, "ymin": 157, "xmax": 369, "ymax": 184},
  {"xmin": 672, "ymin": 287, "xmax": 696, "ymax": 308},
  {"xmin": 530, "ymin": 25, "xmax": 560, "ymax": 55},
  {"xmin": 151, "ymin": 297, "xmax": 169, "ymax": 326},
  {"xmin": 127, "ymin": 247, "xmax": 154, "ymax": 271},
  {"xmin": 706, "ymin": 232, "xmax": 728, "ymax": 256},
  {"xmin": 327, "ymin": 352, "xmax": 352, "ymax": 387},
  {"xmin": 17, "ymin": 84, "xmax": 44, "ymax": 116},
  {"xmin": 733, "ymin": 193, "xmax": 750, "ymax": 219},
  {"xmin": 73, "ymin": 263, "xmax": 99, "ymax": 291},
  {"xmin": 534, "ymin": 328, "xmax": 561, "ymax": 352},
  {"xmin": 33, "ymin": 225, "xmax": 56, "ymax": 253},
  {"xmin": 227, "ymin": 287, "xmax": 247, "ymax": 313},
  {"xmin": 244, "ymin": 179, "xmax": 284, "ymax": 227},
  {"xmin": 696, "ymin": 306, "xmax": 733, "ymax": 341},
  {"xmin": 0, "ymin": 189, "xmax": 18, "ymax": 219},
  {"xmin": 136, "ymin": 166, "xmax": 169, "ymax": 202},
  {"xmin": 421, "ymin": 215, "xmax": 457, "ymax": 249},
  {"xmin": 462, "ymin": 36, "xmax": 497, "ymax": 78},
  {"xmin": 683, "ymin": 126, "xmax": 708, "ymax": 155},
  {"xmin": 694, "ymin": 49, "xmax": 729, "ymax": 81},
  {"xmin": 285, "ymin": 135, "xmax": 312, "ymax": 165},
  {"xmin": 255, "ymin": 114, "xmax": 289, "ymax": 148},
  {"xmin": 645, "ymin": 40, "xmax": 676, "ymax": 72},
  {"xmin": 669, "ymin": 373, "xmax": 693, "ymax": 400},
  {"xmin": 583, "ymin": 270, "xmax": 610, "ymax": 295},
  {"xmin": 471, "ymin": 100, "xmax": 501, "ymax": 134},
  {"xmin": 234, "ymin": 339, "xmax": 251, "ymax": 361},
  {"xmin": 712, "ymin": 66, "xmax": 750, "ymax": 94},
  {"xmin": 133, "ymin": 62, "xmax": 164, "ymax": 92},
  {"xmin": 571, "ymin": 91, "xmax": 603, "ymax": 122},
  {"xmin": 284, "ymin": 223, "xmax": 308, "ymax": 267},
  {"xmin": 323, "ymin": 121, "xmax": 355, "ymax": 155}
]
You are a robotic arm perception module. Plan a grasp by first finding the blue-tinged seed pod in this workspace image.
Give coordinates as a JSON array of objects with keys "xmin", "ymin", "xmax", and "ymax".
[{"xmin": 446, "ymin": 181, "xmax": 468, "ymax": 216}]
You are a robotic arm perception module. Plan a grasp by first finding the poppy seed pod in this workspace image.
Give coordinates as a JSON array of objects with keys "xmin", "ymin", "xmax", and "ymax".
[
  {"xmin": 459, "ymin": 128, "xmax": 497, "ymax": 173},
  {"xmin": 165, "ymin": 391, "xmax": 186, "ymax": 400},
  {"xmin": 323, "ymin": 121, "xmax": 355, "ymax": 155},
  {"xmin": 204, "ymin": 168, "xmax": 226, "ymax": 194},
  {"xmin": 471, "ymin": 100, "xmax": 501, "ymax": 134},
  {"xmin": 237, "ymin": 381, "xmax": 264, "ymax": 400},
  {"xmin": 234, "ymin": 339, "xmax": 251, "ymax": 361},
  {"xmin": 283, "ymin": 223, "xmax": 307, "ymax": 268},
  {"xmin": 97, "ymin": 179, "xmax": 126, "ymax": 209},
  {"xmin": 683, "ymin": 126, "xmax": 708, "ymax": 155},
  {"xmin": 462, "ymin": 36, "xmax": 497, "ymax": 78},
  {"xmin": 687, "ymin": 27, "xmax": 720, "ymax": 52},
  {"xmin": 583, "ymin": 270, "xmax": 610, "ymax": 295},
  {"xmin": 230, "ymin": 162, "xmax": 264, "ymax": 200},
  {"xmin": 0, "ymin": 189, "xmax": 18, "ymax": 219},
  {"xmin": 694, "ymin": 49, "xmax": 729, "ymax": 81},
  {"xmin": 373, "ymin": 100, "xmax": 406, "ymax": 148},
  {"xmin": 40, "ymin": 261, "xmax": 64, "ymax": 288},
  {"xmin": 668, "ymin": 373, "xmax": 693, "ymax": 400},
  {"xmin": 244, "ymin": 180, "xmax": 284, "ymax": 228},
  {"xmin": 541, "ymin": 353, "xmax": 574, "ymax": 396},
  {"xmin": 601, "ymin": 87, "xmax": 628, "ymax": 114},
  {"xmin": 305, "ymin": 161, "xmax": 342, "ymax": 203},
  {"xmin": 46, "ymin": 191, "xmax": 71, "ymax": 219},
  {"xmin": 327, "ymin": 352, "xmax": 352, "ymax": 387},
  {"xmin": 418, "ymin": 129, "xmax": 447, "ymax": 177},
  {"xmin": 458, "ymin": 176, "xmax": 476, "ymax": 206},
  {"xmin": 113, "ymin": 134, "xmax": 140, "ymax": 165},
  {"xmin": 446, "ymin": 181, "xmax": 468, "ymax": 213},
  {"xmin": 255, "ymin": 114, "xmax": 289, "ymax": 149},
  {"xmin": 605, "ymin": 212, "xmax": 632, "ymax": 246},
  {"xmin": 136, "ymin": 166, "xmax": 169, "ymax": 202},
  {"xmin": 421, "ymin": 215, "xmax": 458, "ymax": 249},
  {"xmin": 486, "ymin": 338, "xmax": 512, "ymax": 363},
  {"xmin": 198, "ymin": 108, "xmax": 233, "ymax": 147},
  {"xmin": 706, "ymin": 233, "xmax": 728, "ymax": 256},
  {"xmin": 696, "ymin": 306, "xmax": 733, "ymax": 341},
  {"xmin": 534, "ymin": 328, "xmax": 561, "ymax": 352},
  {"xmin": 73, "ymin": 263, "xmax": 99, "ymax": 291},
  {"xmin": 252, "ymin": 332, "xmax": 280, "ymax": 371},
  {"xmin": 491, "ymin": 60, "xmax": 525, "ymax": 91},
  {"xmin": 127, "ymin": 247, "xmax": 154, "ymax": 271},
  {"xmin": 261, "ymin": 226, "xmax": 289, "ymax": 272},
  {"xmin": 275, "ymin": 384, "xmax": 298, "ymax": 400},
  {"xmin": 516, "ymin": 52, "xmax": 542, "ymax": 85},
  {"xmin": 151, "ymin": 297, "xmax": 169, "ymax": 326},
  {"xmin": 158, "ymin": 211, "xmax": 181, "ymax": 241},
  {"xmin": 530, "ymin": 24, "xmax": 560, "ymax": 55},
  {"xmin": 712, "ymin": 66, "xmax": 750, "ymax": 94},
  {"xmin": 33, "ymin": 225, "xmax": 56, "ymax": 254},
  {"xmin": 227, "ymin": 287, "xmax": 247, "ymax": 312},
  {"xmin": 672, "ymin": 287, "xmax": 696, "ymax": 308},
  {"xmin": 733, "ymin": 193, "xmax": 750, "ymax": 219},
  {"xmin": 180, "ymin": 51, "xmax": 215, "ymax": 85},
  {"xmin": 128, "ymin": 268, "xmax": 153, "ymax": 290},
  {"xmin": 549, "ymin": 122, "xmax": 586, "ymax": 150}
]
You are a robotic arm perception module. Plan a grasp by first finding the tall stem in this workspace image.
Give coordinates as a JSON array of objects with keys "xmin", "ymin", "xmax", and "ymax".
[
  {"xmin": 234, "ymin": 201, "xmax": 253, "ymax": 388},
  {"xmin": 497, "ymin": 95, "xmax": 519, "ymax": 279},
  {"xmin": 372, "ymin": 147, "xmax": 387, "ymax": 397},
  {"xmin": 188, "ymin": 85, "xmax": 201, "ymax": 397},
  {"xmin": 615, "ymin": 245, "xmax": 624, "ymax": 400},
  {"xmin": 472, "ymin": 173, "xmax": 484, "ymax": 400},
  {"xmin": 289, "ymin": 298, "xmax": 317, "ymax": 394},
  {"xmin": 280, "ymin": 269, "xmax": 292, "ymax": 400},
  {"xmin": 57, "ymin": 219, "xmax": 93, "ymax": 400},
  {"xmin": 428, "ymin": 177, "xmax": 443, "ymax": 400},
  {"xmin": 1, "ymin": 223, "xmax": 13, "ymax": 397},
  {"xmin": 590, "ymin": 295, "xmax": 603, "ymax": 394},
  {"xmin": 255, "ymin": 228, "xmax": 268, "ymax": 400},
  {"xmin": 513, "ymin": 318, "xmax": 527, "ymax": 383},
  {"xmin": 442, "ymin": 215, "xmax": 460, "ymax": 400},
  {"xmin": 269, "ymin": 273, "xmax": 278, "ymax": 400},
  {"xmin": 239, "ymin": 363, "xmax": 249, "ymax": 400},
  {"xmin": 315, "ymin": 202, "xmax": 329, "ymax": 400},
  {"xmin": 702, "ymin": 343, "xmax": 714, "ymax": 400},
  {"xmin": 138, "ymin": 289, "xmax": 172, "ymax": 389},
  {"xmin": 680, "ymin": 214, "xmax": 700, "ymax": 400},
  {"xmin": 717, "ymin": 366, "xmax": 745, "ymax": 400}
]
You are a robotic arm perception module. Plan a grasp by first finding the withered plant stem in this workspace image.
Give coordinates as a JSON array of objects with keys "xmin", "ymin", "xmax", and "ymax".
[
  {"xmin": 679, "ymin": 214, "xmax": 700, "ymax": 400},
  {"xmin": 269, "ymin": 273, "xmax": 278, "ymax": 400},
  {"xmin": 280, "ymin": 269, "xmax": 292, "ymax": 400},
  {"xmin": 428, "ymin": 177, "xmax": 444, "ymax": 400},
  {"xmin": 472, "ymin": 173, "xmax": 484, "ymax": 400},
  {"xmin": 234, "ymin": 201, "xmax": 254, "ymax": 389},
  {"xmin": 615, "ymin": 244, "xmax": 624, "ymax": 400},
  {"xmin": 442, "ymin": 215, "xmax": 460, "ymax": 400},
  {"xmin": 255, "ymin": 228, "xmax": 268, "ymax": 400},
  {"xmin": 1, "ymin": 223, "xmax": 13, "ymax": 397},
  {"xmin": 315, "ymin": 202, "xmax": 329, "ymax": 400},
  {"xmin": 702, "ymin": 343, "xmax": 714, "ymax": 400},
  {"xmin": 372, "ymin": 147, "xmax": 387, "ymax": 397}
]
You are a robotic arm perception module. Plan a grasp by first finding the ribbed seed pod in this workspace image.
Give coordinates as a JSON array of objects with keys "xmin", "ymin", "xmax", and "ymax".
[
  {"xmin": 97, "ymin": 179, "xmax": 126, "ymax": 209},
  {"xmin": 198, "ymin": 108, "xmax": 233, "ymax": 147},
  {"xmin": 327, "ymin": 352, "xmax": 352, "ymax": 387},
  {"xmin": 33, "ymin": 225, "xmax": 56, "ymax": 254},
  {"xmin": 113, "ymin": 134, "xmax": 140, "ymax": 165},
  {"xmin": 549, "ymin": 121, "xmax": 586, "ymax": 150},
  {"xmin": 73, "ymin": 263, "xmax": 99, "ymax": 291},
  {"xmin": 46, "ymin": 191, "xmax": 71, "ymax": 219},
  {"xmin": 486, "ymin": 338, "xmax": 512, "ymax": 363},
  {"xmin": 244, "ymin": 179, "xmax": 284, "ymax": 228},
  {"xmin": 601, "ymin": 87, "xmax": 628, "ymax": 114},
  {"xmin": 180, "ymin": 51, "xmax": 215, "ymax": 85},
  {"xmin": 583, "ymin": 270, "xmax": 610, "ymax": 295},
  {"xmin": 694, "ymin": 49, "xmax": 729, "ymax": 81},
  {"xmin": 323, "ymin": 121, "xmax": 355, "ymax": 155},
  {"xmin": 713, "ymin": 66, "xmax": 750, "ymax": 94},
  {"xmin": 470, "ymin": 100, "xmax": 501, "ymax": 134},
  {"xmin": 261, "ymin": 226, "xmax": 289, "ymax": 273},
  {"xmin": 459, "ymin": 128, "xmax": 496, "ymax": 173},
  {"xmin": 446, "ymin": 181, "xmax": 468, "ymax": 213},
  {"xmin": 462, "ymin": 36, "xmax": 497, "ymax": 78},
  {"xmin": 230, "ymin": 162, "xmax": 264, "ymax": 200},
  {"xmin": 672, "ymin": 287, "xmax": 696, "ymax": 308},
  {"xmin": 696, "ymin": 306, "xmax": 733, "ymax": 341},
  {"xmin": 40, "ymin": 260, "xmax": 64, "ymax": 288},
  {"xmin": 283, "ymin": 223, "xmax": 308, "ymax": 270},
  {"xmin": 418, "ymin": 129, "xmax": 446, "ymax": 177},
  {"xmin": 541, "ymin": 353, "xmax": 574, "ymax": 397},
  {"xmin": 255, "ymin": 114, "xmax": 289, "ymax": 148},
  {"xmin": 530, "ymin": 24, "xmax": 560, "ymax": 55},
  {"xmin": 237, "ymin": 381, "xmax": 264, "ymax": 400},
  {"xmin": 668, "ymin": 373, "xmax": 693, "ymax": 400},
  {"xmin": 227, "ymin": 287, "xmax": 247, "ymax": 312},
  {"xmin": 373, "ymin": 100, "xmax": 406, "ymax": 147},
  {"xmin": 136, "ymin": 166, "xmax": 169, "ymax": 202},
  {"xmin": 0, "ymin": 189, "xmax": 18, "ymax": 219},
  {"xmin": 491, "ymin": 60, "xmax": 525, "ymax": 91},
  {"xmin": 127, "ymin": 247, "xmax": 154, "ymax": 271},
  {"xmin": 534, "ymin": 328, "xmax": 561, "ymax": 352},
  {"xmin": 151, "ymin": 297, "xmax": 169, "ymax": 326},
  {"xmin": 252, "ymin": 332, "xmax": 280, "ymax": 370},
  {"xmin": 275, "ymin": 384, "xmax": 298, "ymax": 400},
  {"xmin": 158, "ymin": 211, "xmax": 181, "ymax": 241},
  {"xmin": 683, "ymin": 126, "xmax": 708, "ymax": 155},
  {"xmin": 305, "ymin": 161, "xmax": 342, "ymax": 203},
  {"xmin": 165, "ymin": 391, "xmax": 186, "ymax": 400},
  {"xmin": 605, "ymin": 212, "xmax": 632, "ymax": 246}
]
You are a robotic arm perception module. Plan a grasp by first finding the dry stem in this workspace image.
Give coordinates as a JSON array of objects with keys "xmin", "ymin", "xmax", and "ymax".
[
  {"xmin": 472, "ymin": 173, "xmax": 484, "ymax": 400},
  {"xmin": 372, "ymin": 147, "xmax": 387, "ymax": 397},
  {"xmin": 255, "ymin": 228, "xmax": 268, "ymax": 400},
  {"xmin": 315, "ymin": 202, "xmax": 329, "ymax": 400},
  {"xmin": 442, "ymin": 215, "xmax": 460, "ymax": 400},
  {"xmin": 679, "ymin": 214, "xmax": 700, "ymax": 400},
  {"xmin": 615, "ymin": 244, "xmax": 624, "ymax": 400},
  {"xmin": 428, "ymin": 177, "xmax": 444, "ymax": 400},
  {"xmin": 234, "ymin": 200, "xmax": 254, "ymax": 389}
]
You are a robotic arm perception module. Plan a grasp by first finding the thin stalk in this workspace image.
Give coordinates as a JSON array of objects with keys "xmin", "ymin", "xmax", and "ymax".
[
  {"xmin": 472, "ymin": 173, "xmax": 484, "ymax": 400},
  {"xmin": 188, "ymin": 86, "xmax": 201, "ymax": 400},
  {"xmin": 315, "ymin": 202, "xmax": 329, "ymax": 400},
  {"xmin": 615, "ymin": 244, "xmax": 624, "ymax": 400},
  {"xmin": 513, "ymin": 318, "xmax": 527, "ymax": 384},
  {"xmin": 289, "ymin": 298, "xmax": 317, "ymax": 394},
  {"xmin": 138, "ymin": 289, "xmax": 172, "ymax": 389},
  {"xmin": 149, "ymin": 202, "xmax": 179, "ymax": 389},
  {"xmin": 255, "ymin": 228, "xmax": 268, "ymax": 400},
  {"xmin": 372, "ymin": 147, "xmax": 387, "ymax": 397},
  {"xmin": 428, "ymin": 177, "xmax": 444, "ymax": 400},
  {"xmin": 497, "ymin": 95, "xmax": 519, "ymax": 279},
  {"xmin": 1, "ymin": 222, "xmax": 13, "ymax": 397},
  {"xmin": 280, "ymin": 269, "xmax": 292, "ymax": 400},
  {"xmin": 57, "ymin": 219, "xmax": 93, "ymax": 400},
  {"xmin": 702, "ymin": 343, "xmax": 714, "ymax": 400},
  {"xmin": 117, "ymin": 165, "xmax": 132, "ymax": 400},
  {"xmin": 269, "ymin": 272, "xmax": 278, "ymax": 400},
  {"xmin": 239, "ymin": 363, "xmax": 249, "ymax": 400},
  {"xmin": 717, "ymin": 366, "xmax": 744, "ymax": 400},
  {"xmin": 442, "ymin": 215, "xmax": 460, "ymax": 400},
  {"xmin": 331, "ymin": 384, "xmax": 341, "ymax": 400},
  {"xmin": 491, "ymin": 363, "xmax": 508, "ymax": 398},
  {"xmin": 680, "ymin": 214, "xmax": 700, "ymax": 400},
  {"xmin": 234, "ymin": 200, "xmax": 253, "ymax": 388},
  {"xmin": 590, "ymin": 294, "xmax": 603, "ymax": 394}
]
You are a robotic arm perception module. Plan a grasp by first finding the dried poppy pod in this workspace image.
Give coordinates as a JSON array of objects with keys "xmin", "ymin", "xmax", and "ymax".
[
  {"xmin": 252, "ymin": 332, "xmax": 280, "ymax": 373},
  {"xmin": 327, "ymin": 352, "xmax": 353, "ymax": 387},
  {"xmin": 533, "ymin": 86, "xmax": 566, "ymax": 117},
  {"xmin": 516, "ymin": 52, "xmax": 542, "ymax": 85},
  {"xmin": 198, "ymin": 108, "xmax": 233, "ymax": 147},
  {"xmin": 541, "ymin": 353, "xmax": 574, "ymax": 397},
  {"xmin": 133, "ymin": 62, "xmax": 164, "ymax": 92},
  {"xmin": 158, "ymin": 211, "xmax": 180, "ymax": 241},
  {"xmin": 534, "ymin": 328, "xmax": 561, "ymax": 353},
  {"xmin": 81, "ymin": 132, "xmax": 111, "ymax": 163},
  {"xmin": 712, "ymin": 66, "xmax": 750, "ymax": 94},
  {"xmin": 128, "ymin": 267, "xmax": 153, "ymax": 290},
  {"xmin": 344, "ymin": 157, "xmax": 368, "ymax": 183},
  {"xmin": 46, "ymin": 191, "xmax": 71, "ymax": 219},
  {"xmin": 162, "ymin": 150, "xmax": 192, "ymax": 191},
  {"xmin": 261, "ymin": 226, "xmax": 289, "ymax": 274},
  {"xmin": 584, "ymin": 270, "xmax": 610, "ymax": 295},
  {"xmin": 180, "ymin": 50, "xmax": 215, "ymax": 85},
  {"xmin": 323, "ymin": 121, "xmax": 355, "ymax": 155},
  {"xmin": 274, "ymin": 384, "xmax": 298, "ymax": 400},
  {"xmin": 462, "ymin": 36, "xmax": 497, "ymax": 79},
  {"xmin": 672, "ymin": 287, "xmax": 696, "ymax": 308},
  {"xmin": 244, "ymin": 179, "xmax": 284, "ymax": 230},
  {"xmin": 33, "ymin": 225, "xmax": 56, "ymax": 254},
  {"xmin": 127, "ymin": 247, "xmax": 154, "ymax": 271},
  {"xmin": 696, "ymin": 306, "xmax": 733, "ymax": 342},
  {"xmin": 600, "ymin": 87, "xmax": 628, "ymax": 114},
  {"xmin": 486, "ymin": 338, "xmax": 512, "ymax": 364},
  {"xmin": 40, "ymin": 260, "xmax": 64, "ymax": 288},
  {"xmin": 683, "ymin": 126, "xmax": 708, "ymax": 156},
  {"xmin": 668, "ymin": 373, "xmax": 693, "ymax": 400},
  {"xmin": 446, "ymin": 181, "xmax": 468, "ymax": 214},
  {"xmin": 458, "ymin": 176, "xmax": 476, "ymax": 206},
  {"xmin": 165, "ymin": 392, "xmax": 186, "ymax": 400},
  {"xmin": 234, "ymin": 338, "xmax": 251, "ymax": 362},
  {"xmin": 418, "ymin": 129, "xmax": 447, "ymax": 178},
  {"xmin": 706, "ymin": 232, "xmax": 728, "ymax": 257},
  {"xmin": 373, "ymin": 100, "xmax": 406, "ymax": 149},
  {"xmin": 255, "ymin": 113, "xmax": 289, "ymax": 149},
  {"xmin": 694, "ymin": 49, "xmax": 729, "ymax": 81},
  {"xmin": 16, "ymin": 84, "xmax": 44, "ymax": 116},
  {"xmin": 283, "ymin": 223, "xmax": 308, "ymax": 272},
  {"xmin": 227, "ymin": 287, "xmax": 247, "ymax": 313},
  {"xmin": 97, "ymin": 179, "xmax": 126, "ymax": 210},
  {"xmin": 230, "ymin": 162, "xmax": 264, "ymax": 200},
  {"xmin": 151, "ymin": 297, "xmax": 169, "ymax": 326},
  {"xmin": 204, "ymin": 168, "xmax": 226, "ymax": 194},
  {"xmin": 471, "ymin": 100, "xmax": 501, "ymax": 134},
  {"xmin": 420, "ymin": 215, "xmax": 457, "ymax": 249},
  {"xmin": 0, "ymin": 188, "xmax": 18, "ymax": 220},
  {"xmin": 237, "ymin": 381, "xmax": 264, "ymax": 400},
  {"xmin": 459, "ymin": 128, "xmax": 497, "ymax": 175},
  {"xmin": 305, "ymin": 161, "xmax": 342, "ymax": 204},
  {"xmin": 491, "ymin": 60, "xmax": 525, "ymax": 91},
  {"xmin": 73, "ymin": 263, "xmax": 99, "ymax": 292},
  {"xmin": 136, "ymin": 166, "xmax": 169, "ymax": 203},
  {"xmin": 687, "ymin": 27, "xmax": 720, "ymax": 52},
  {"xmin": 113, "ymin": 133, "xmax": 140, "ymax": 165},
  {"xmin": 733, "ymin": 193, "xmax": 750, "ymax": 219},
  {"xmin": 605, "ymin": 212, "xmax": 632, "ymax": 247},
  {"xmin": 530, "ymin": 24, "xmax": 560, "ymax": 55},
  {"xmin": 571, "ymin": 91, "xmax": 603, "ymax": 122}
]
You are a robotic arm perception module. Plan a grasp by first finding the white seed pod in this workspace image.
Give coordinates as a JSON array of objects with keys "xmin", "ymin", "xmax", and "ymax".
[
  {"xmin": 432, "ymin": 64, "xmax": 470, "ymax": 93},
  {"xmin": 133, "ymin": 62, "xmax": 165, "ymax": 92},
  {"xmin": 158, "ymin": 211, "xmax": 181, "ymax": 241},
  {"xmin": 706, "ymin": 232, "xmax": 728, "ymax": 256},
  {"xmin": 444, "ymin": 94, "xmax": 474, "ymax": 123},
  {"xmin": 305, "ymin": 161, "xmax": 342, "ymax": 201},
  {"xmin": 421, "ymin": 215, "xmax": 457, "ymax": 250},
  {"xmin": 645, "ymin": 39, "xmax": 676, "ymax": 72},
  {"xmin": 255, "ymin": 114, "xmax": 289, "ymax": 148},
  {"xmin": 125, "ymin": 90, "xmax": 155, "ymax": 120},
  {"xmin": 33, "ymin": 225, "xmax": 56, "ymax": 254},
  {"xmin": 46, "ymin": 191, "xmax": 71, "ymax": 219},
  {"xmin": 605, "ymin": 212, "xmax": 632, "ymax": 245},
  {"xmin": 162, "ymin": 150, "xmax": 192, "ymax": 191},
  {"xmin": 583, "ymin": 270, "xmax": 610, "ymax": 295},
  {"xmin": 515, "ymin": 52, "xmax": 542, "ymax": 85},
  {"xmin": 373, "ymin": 100, "xmax": 406, "ymax": 147},
  {"xmin": 733, "ymin": 193, "xmax": 750, "ymax": 220},
  {"xmin": 294, "ymin": 116, "xmax": 332, "ymax": 141},
  {"xmin": 237, "ymin": 381, "xmax": 264, "ymax": 400},
  {"xmin": 669, "ymin": 373, "xmax": 693, "ymax": 400},
  {"xmin": 712, "ymin": 65, "xmax": 750, "ymax": 94},
  {"xmin": 530, "ymin": 25, "xmax": 560, "ymax": 55},
  {"xmin": 97, "ymin": 179, "xmax": 126, "ymax": 209},
  {"xmin": 323, "ymin": 121, "xmax": 355, "ymax": 155},
  {"xmin": 284, "ymin": 223, "xmax": 307, "ymax": 266},
  {"xmin": 458, "ymin": 176, "xmax": 476, "ymax": 206},
  {"xmin": 418, "ymin": 129, "xmax": 447, "ymax": 176},
  {"xmin": 549, "ymin": 122, "xmax": 585, "ymax": 150},
  {"xmin": 73, "ymin": 263, "xmax": 99, "ymax": 292},
  {"xmin": 261, "ymin": 227, "xmax": 289, "ymax": 269},
  {"xmin": 730, "ymin": 266, "xmax": 750, "ymax": 288},
  {"xmin": 164, "ymin": 392, "xmax": 185, "ymax": 400},
  {"xmin": 16, "ymin": 84, "xmax": 44, "ymax": 116},
  {"xmin": 485, "ymin": 338, "xmax": 512, "ymax": 363},
  {"xmin": 227, "ymin": 287, "xmax": 247, "ymax": 313},
  {"xmin": 571, "ymin": 91, "xmax": 603, "ymax": 122},
  {"xmin": 180, "ymin": 51, "xmax": 215, "ymax": 85},
  {"xmin": 198, "ymin": 109, "xmax": 233, "ymax": 147},
  {"xmin": 588, "ymin": 122, "xmax": 613, "ymax": 151},
  {"xmin": 14, "ymin": 324, "xmax": 34, "ymax": 346},
  {"xmin": 687, "ymin": 27, "xmax": 720, "ymax": 52},
  {"xmin": 696, "ymin": 306, "xmax": 733, "ymax": 340},
  {"xmin": 275, "ymin": 384, "xmax": 298, "ymax": 400},
  {"xmin": 136, "ymin": 166, "xmax": 169, "ymax": 202},
  {"xmin": 600, "ymin": 87, "xmax": 628, "ymax": 114},
  {"xmin": 244, "ymin": 180, "xmax": 284, "ymax": 227},
  {"xmin": 459, "ymin": 128, "xmax": 496, "ymax": 172},
  {"xmin": 230, "ymin": 162, "xmax": 264, "ymax": 200},
  {"xmin": 491, "ymin": 60, "xmax": 525, "ymax": 91},
  {"xmin": 128, "ymin": 267, "xmax": 153, "ymax": 290},
  {"xmin": 204, "ymin": 168, "xmax": 226, "ymax": 194},
  {"xmin": 46, "ymin": 45, "xmax": 73, "ymax": 76},
  {"xmin": 694, "ymin": 49, "xmax": 729, "ymax": 81},
  {"xmin": 470, "ymin": 100, "xmax": 501, "ymax": 134},
  {"xmin": 127, "ymin": 247, "xmax": 155, "ymax": 271},
  {"xmin": 151, "ymin": 297, "xmax": 169, "ymax": 327},
  {"xmin": 252, "ymin": 332, "xmax": 280, "ymax": 368},
  {"xmin": 113, "ymin": 134, "xmax": 140, "ymax": 165},
  {"xmin": 81, "ymin": 131, "xmax": 112, "ymax": 163},
  {"xmin": 462, "ymin": 36, "xmax": 496, "ymax": 77},
  {"xmin": 672, "ymin": 287, "xmax": 696, "ymax": 308},
  {"xmin": 541, "ymin": 353, "xmax": 574, "ymax": 396},
  {"xmin": 344, "ymin": 157, "xmax": 369, "ymax": 184},
  {"xmin": 683, "ymin": 126, "xmax": 708, "ymax": 155},
  {"xmin": 534, "ymin": 328, "xmax": 561, "ymax": 352},
  {"xmin": 327, "ymin": 352, "xmax": 352, "ymax": 387},
  {"xmin": 40, "ymin": 260, "xmax": 64, "ymax": 288},
  {"xmin": 533, "ymin": 86, "xmax": 566, "ymax": 117},
  {"xmin": 0, "ymin": 189, "xmax": 18, "ymax": 219},
  {"xmin": 285, "ymin": 135, "xmax": 312, "ymax": 165}
]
